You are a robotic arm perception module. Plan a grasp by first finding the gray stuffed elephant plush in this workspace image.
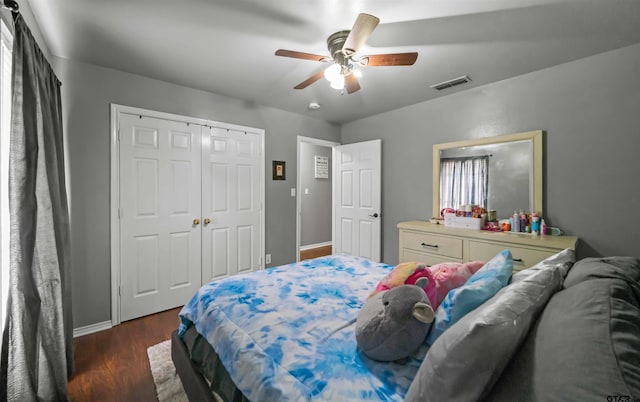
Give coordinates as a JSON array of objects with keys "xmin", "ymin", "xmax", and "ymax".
[{"xmin": 355, "ymin": 278, "xmax": 434, "ymax": 362}]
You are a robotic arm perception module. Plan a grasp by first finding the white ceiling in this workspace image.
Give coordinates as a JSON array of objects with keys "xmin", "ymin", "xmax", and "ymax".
[{"xmin": 27, "ymin": 0, "xmax": 640, "ymax": 124}]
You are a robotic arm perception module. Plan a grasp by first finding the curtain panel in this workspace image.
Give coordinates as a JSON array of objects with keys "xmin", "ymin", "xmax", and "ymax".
[{"xmin": 0, "ymin": 14, "xmax": 73, "ymax": 402}]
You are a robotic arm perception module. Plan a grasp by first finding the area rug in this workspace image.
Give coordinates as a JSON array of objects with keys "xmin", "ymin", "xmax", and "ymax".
[{"xmin": 147, "ymin": 340, "xmax": 189, "ymax": 402}]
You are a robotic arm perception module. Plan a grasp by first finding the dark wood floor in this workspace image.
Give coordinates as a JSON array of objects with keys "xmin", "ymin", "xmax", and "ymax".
[
  {"xmin": 68, "ymin": 307, "xmax": 182, "ymax": 402},
  {"xmin": 300, "ymin": 245, "xmax": 332, "ymax": 261}
]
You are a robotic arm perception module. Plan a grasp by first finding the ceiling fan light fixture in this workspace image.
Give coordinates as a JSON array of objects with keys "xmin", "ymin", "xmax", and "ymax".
[
  {"xmin": 330, "ymin": 74, "xmax": 345, "ymax": 90},
  {"xmin": 352, "ymin": 68, "xmax": 362, "ymax": 78},
  {"xmin": 324, "ymin": 64, "xmax": 342, "ymax": 82}
]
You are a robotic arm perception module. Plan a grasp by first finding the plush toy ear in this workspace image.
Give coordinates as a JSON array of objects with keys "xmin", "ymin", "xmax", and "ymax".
[
  {"xmin": 412, "ymin": 302, "xmax": 435, "ymax": 323},
  {"xmin": 414, "ymin": 277, "xmax": 429, "ymax": 290}
]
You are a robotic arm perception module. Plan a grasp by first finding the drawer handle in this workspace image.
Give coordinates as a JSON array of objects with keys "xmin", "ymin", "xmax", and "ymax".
[
  {"xmin": 421, "ymin": 242, "xmax": 439, "ymax": 249},
  {"xmin": 513, "ymin": 258, "xmax": 524, "ymax": 264}
]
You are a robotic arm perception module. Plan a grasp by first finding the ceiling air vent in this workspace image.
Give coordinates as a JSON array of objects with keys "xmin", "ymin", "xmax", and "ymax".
[{"xmin": 430, "ymin": 75, "xmax": 472, "ymax": 91}]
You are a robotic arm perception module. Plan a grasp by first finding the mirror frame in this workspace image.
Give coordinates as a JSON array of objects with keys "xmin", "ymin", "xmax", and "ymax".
[{"xmin": 432, "ymin": 130, "xmax": 544, "ymax": 219}]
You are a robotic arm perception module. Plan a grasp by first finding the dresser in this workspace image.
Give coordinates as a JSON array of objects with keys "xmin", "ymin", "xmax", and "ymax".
[{"xmin": 398, "ymin": 221, "xmax": 578, "ymax": 271}]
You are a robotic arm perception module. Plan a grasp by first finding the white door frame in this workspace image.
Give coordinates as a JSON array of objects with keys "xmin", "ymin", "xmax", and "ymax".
[
  {"xmin": 296, "ymin": 136, "xmax": 339, "ymax": 262},
  {"xmin": 110, "ymin": 104, "xmax": 265, "ymax": 326}
]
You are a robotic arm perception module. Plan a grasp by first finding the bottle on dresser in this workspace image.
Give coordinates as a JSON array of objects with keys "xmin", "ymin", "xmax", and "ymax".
[{"xmin": 531, "ymin": 213, "xmax": 540, "ymax": 235}]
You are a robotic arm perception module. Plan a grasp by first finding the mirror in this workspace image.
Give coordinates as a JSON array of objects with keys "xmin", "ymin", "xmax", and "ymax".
[{"xmin": 432, "ymin": 130, "xmax": 543, "ymax": 219}]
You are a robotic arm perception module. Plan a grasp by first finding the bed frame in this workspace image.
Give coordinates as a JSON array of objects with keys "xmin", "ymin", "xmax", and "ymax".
[{"xmin": 171, "ymin": 330, "xmax": 217, "ymax": 402}]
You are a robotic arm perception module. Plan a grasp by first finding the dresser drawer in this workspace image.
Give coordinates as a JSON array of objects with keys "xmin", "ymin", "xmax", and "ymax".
[
  {"xmin": 401, "ymin": 249, "xmax": 463, "ymax": 265},
  {"xmin": 468, "ymin": 241, "xmax": 558, "ymax": 271},
  {"xmin": 400, "ymin": 230, "xmax": 463, "ymax": 259}
]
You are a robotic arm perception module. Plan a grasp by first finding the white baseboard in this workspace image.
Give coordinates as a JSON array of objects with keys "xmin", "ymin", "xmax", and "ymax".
[
  {"xmin": 299, "ymin": 241, "xmax": 332, "ymax": 251},
  {"xmin": 73, "ymin": 320, "xmax": 112, "ymax": 338}
]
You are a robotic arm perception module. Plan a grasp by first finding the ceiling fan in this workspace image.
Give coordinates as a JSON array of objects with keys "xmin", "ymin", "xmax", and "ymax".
[{"xmin": 275, "ymin": 13, "xmax": 418, "ymax": 94}]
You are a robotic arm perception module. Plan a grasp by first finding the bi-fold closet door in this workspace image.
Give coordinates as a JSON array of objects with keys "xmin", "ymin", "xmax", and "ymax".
[
  {"xmin": 201, "ymin": 126, "xmax": 262, "ymax": 283},
  {"xmin": 118, "ymin": 113, "xmax": 262, "ymax": 321}
]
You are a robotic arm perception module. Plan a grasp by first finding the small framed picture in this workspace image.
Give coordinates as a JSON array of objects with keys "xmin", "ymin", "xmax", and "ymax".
[
  {"xmin": 272, "ymin": 160, "xmax": 286, "ymax": 180},
  {"xmin": 314, "ymin": 155, "xmax": 329, "ymax": 179}
]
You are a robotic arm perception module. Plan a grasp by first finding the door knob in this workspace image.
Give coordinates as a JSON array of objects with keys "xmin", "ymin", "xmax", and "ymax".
[
  {"xmin": 204, "ymin": 218, "xmax": 211, "ymax": 225},
  {"xmin": 369, "ymin": 213, "xmax": 379, "ymax": 218},
  {"xmin": 193, "ymin": 218, "xmax": 200, "ymax": 225}
]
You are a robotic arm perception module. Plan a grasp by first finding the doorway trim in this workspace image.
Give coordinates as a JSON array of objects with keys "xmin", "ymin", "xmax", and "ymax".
[
  {"xmin": 110, "ymin": 104, "xmax": 265, "ymax": 325},
  {"xmin": 296, "ymin": 136, "xmax": 340, "ymax": 262}
]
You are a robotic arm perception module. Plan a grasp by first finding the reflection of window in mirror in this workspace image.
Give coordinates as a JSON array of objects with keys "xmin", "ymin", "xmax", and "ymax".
[{"xmin": 440, "ymin": 156, "xmax": 489, "ymax": 210}]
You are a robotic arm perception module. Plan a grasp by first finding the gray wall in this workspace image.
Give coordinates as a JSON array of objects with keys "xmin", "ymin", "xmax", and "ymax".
[
  {"xmin": 52, "ymin": 57, "xmax": 340, "ymax": 327},
  {"xmin": 300, "ymin": 143, "xmax": 332, "ymax": 247},
  {"xmin": 342, "ymin": 43, "xmax": 640, "ymax": 264}
]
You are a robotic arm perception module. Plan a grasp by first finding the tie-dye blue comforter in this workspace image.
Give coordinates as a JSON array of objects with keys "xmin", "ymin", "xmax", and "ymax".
[{"xmin": 178, "ymin": 254, "xmax": 426, "ymax": 401}]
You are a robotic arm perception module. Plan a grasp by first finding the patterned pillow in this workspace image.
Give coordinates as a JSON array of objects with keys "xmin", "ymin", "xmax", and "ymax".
[{"xmin": 425, "ymin": 249, "xmax": 513, "ymax": 345}]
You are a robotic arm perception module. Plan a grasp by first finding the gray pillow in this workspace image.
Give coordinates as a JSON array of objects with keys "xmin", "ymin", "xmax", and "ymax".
[
  {"xmin": 510, "ymin": 248, "xmax": 574, "ymax": 284},
  {"xmin": 487, "ymin": 277, "xmax": 640, "ymax": 401},
  {"xmin": 563, "ymin": 256, "xmax": 640, "ymax": 289},
  {"xmin": 404, "ymin": 253, "xmax": 565, "ymax": 402}
]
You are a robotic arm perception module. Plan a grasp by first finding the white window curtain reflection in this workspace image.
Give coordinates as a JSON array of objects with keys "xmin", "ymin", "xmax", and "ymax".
[{"xmin": 440, "ymin": 156, "xmax": 489, "ymax": 211}]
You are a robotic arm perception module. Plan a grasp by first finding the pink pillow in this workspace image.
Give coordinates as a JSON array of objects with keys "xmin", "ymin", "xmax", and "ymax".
[{"xmin": 428, "ymin": 261, "xmax": 485, "ymax": 307}]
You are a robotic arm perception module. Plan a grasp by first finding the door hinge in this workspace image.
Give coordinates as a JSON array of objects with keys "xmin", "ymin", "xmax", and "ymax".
[
  {"xmin": 118, "ymin": 285, "xmax": 121, "ymax": 296},
  {"xmin": 117, "ymin": 126, "xmax": 121, "ymax": 142},
  {"xmin": 118, "ymin": 207, "xmax": 123, "ymax": 219}
]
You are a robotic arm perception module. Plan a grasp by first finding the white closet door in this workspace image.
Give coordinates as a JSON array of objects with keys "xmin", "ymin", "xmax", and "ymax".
[
  {"xmin": 119, "ymin": 113, "xmax": 202, "ymax": 321},
  {"xmin": 333, "ymin": 139, "xmax": 382, "ymax": 262},
  {"xmin": 201, "ymin": 126, "xmax": 262, "ymax": 283}
]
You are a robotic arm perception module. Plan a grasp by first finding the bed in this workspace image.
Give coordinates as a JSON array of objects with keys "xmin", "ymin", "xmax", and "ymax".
[
  {"xmin": 172, "ymin": 252, "xmax": 640, "ymax": 402},
  {"xmin": 173, "ymin": 254, "xmax": 424, "ymax": 401}
]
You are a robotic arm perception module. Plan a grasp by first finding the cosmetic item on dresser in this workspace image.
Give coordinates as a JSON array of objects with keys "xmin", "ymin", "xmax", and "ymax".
[
  {"xmin": 519, "ymin": 210, "xmax": 527, "ymax": 233},
  {"xmin": 487, "ymin": 210, "xmax": 497, "ymax": 222},
  {"xmin": 531, "ymin": 213, "xmax": 540, "ymax": 235},
  {"xmin": 512, "ymin": 212, "xmax": 520, "ymax": 233}
]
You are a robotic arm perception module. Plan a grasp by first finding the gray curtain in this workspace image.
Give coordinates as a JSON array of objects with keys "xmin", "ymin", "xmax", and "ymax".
[{"xmin": 0, "ymin": 14, "xmax": 73, "ymax": 402}]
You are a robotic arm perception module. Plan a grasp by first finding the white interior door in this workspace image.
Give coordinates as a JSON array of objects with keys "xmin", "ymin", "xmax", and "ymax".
[
  {"xmin": 333, "ymin": 139, "xmax": 382, "ymax": 262},
  {"xmin": 119, "ymin": 113, "xmax": 202, "ymax": 321},
  {"xmin": 201, "ymin": 126, "xmax": 262, "ymax": 283}
]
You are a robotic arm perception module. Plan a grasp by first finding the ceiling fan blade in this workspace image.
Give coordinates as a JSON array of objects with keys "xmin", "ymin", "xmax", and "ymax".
[
  {"xmin": 275, "ymin": 49, "xmax": 330, "ymax": 62},
  {"xmin": 344, "ymin": 73, "xmax": 361, "ymax": 94},
  {"xmin": 360, "ymin": 52, "xmax": 418, "ymax": 67},
  {"xmin": 294, "ymin": 71, "xmax": 325, "ymax": 90},
  {"xmin": 342, "ymin": 13, "xmax": 380, "ymax": 56}
]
